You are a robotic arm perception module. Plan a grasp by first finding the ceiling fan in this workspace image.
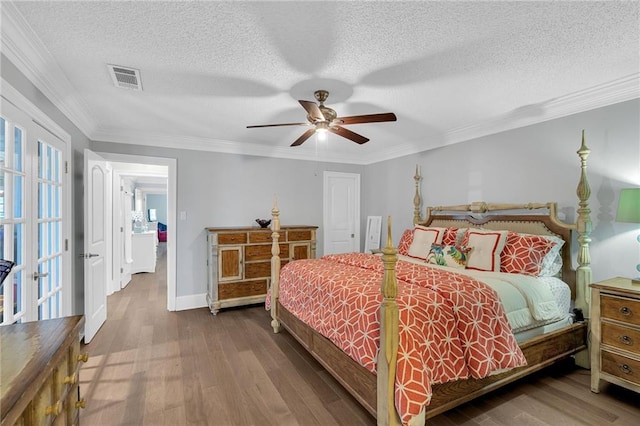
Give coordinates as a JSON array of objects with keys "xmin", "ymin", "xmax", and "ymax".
[{"xmin": 247, "ymin": 90, "xmax": 397, "ymax": 146}]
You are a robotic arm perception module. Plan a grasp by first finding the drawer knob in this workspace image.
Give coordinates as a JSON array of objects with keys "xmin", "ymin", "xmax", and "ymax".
[
  {"xmin": 619, "ymin": 335, "xmax": 633, "ymax": 346},
  {"xmin": 620, "ymin": 364, "xmax": 633, "ymax": 375},
  {"xmin": 77, "ymin": 352, "xmax": 89, "ymax": 363},
  {"xmin": 619, "ymin": 306, "xmax": 632, "ymax": 316},
  {"xmin": 76, "ymin": 398, "xmax": 87, "ymax": 409},
  {"xmin": 63, "ymin": 373, "xmax": 77, "ymax": 384},
  {"xmin": 45, "ymin": 400, "xmax": 62, "ymax": 416}
]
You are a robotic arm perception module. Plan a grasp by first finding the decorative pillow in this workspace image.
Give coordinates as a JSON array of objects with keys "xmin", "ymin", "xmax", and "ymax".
[
  {"xmin": 462, "ymin": 229, "xmax": 508, "ymax": 272},
  {"xmin": 500, "ymin": 232, "xmax": 556, "ymax": 276},
  {"xmin": 407, "ymin": 226, "xmax": 446, "ymax": 260},
  {"xmin": 442, "ymin": 227, "xmax": 458, "ymax": 245},
  {"xmin": 538, "ymin": 235, "xmax": 565, "ymax": 276},
  {"xmin": 426, "ymin": 244, "xmax": 472, "ymax": 269},
  {"xmin": 397, "ymin": 229, "xmax": 414, "ymax": 256}
]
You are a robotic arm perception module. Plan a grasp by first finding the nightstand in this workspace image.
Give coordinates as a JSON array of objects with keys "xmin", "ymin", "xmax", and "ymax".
[{"xmin": 590, "ymin": 277, "xmax": 640, "ymax": 394}]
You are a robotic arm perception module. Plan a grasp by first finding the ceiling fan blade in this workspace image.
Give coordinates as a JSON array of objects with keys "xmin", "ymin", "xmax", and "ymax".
[
  {"xmin": 247, "ymin": 122, "xmax": 309, "ymax": 128},
  {"xmin": 329, "ymin": 126, "xmax": 369, "ymax": 144},
  {"xmin": 299, "ymin": 100, "xmax": 325, "ymax": 121},
  {"xmin": 335, "ymin": 113, "xmax": 397, "ymax": 125},
  {"xmin": 291, "ymin": 128, "xmax": 316, "ymax": 147}
]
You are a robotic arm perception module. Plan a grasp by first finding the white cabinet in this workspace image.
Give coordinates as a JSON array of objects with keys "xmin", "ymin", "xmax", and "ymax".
[{"xmin": 131, "ymin": 231, "xmax": 157, "ymax": 274}]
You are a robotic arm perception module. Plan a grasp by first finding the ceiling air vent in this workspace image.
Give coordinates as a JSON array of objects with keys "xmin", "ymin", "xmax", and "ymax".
[{"xmin": 108, "ymin": 65, "xmax": 142, "ymax": 91}]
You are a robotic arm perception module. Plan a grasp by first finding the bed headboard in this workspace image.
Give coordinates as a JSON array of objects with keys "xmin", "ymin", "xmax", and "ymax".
[
  {"xmin": 418, "ymin": 202, "xmax": 576, "ymax": 297},
  {"xmin": 410, "ymin": 131, "xmax": 592, "ymax": 315}
]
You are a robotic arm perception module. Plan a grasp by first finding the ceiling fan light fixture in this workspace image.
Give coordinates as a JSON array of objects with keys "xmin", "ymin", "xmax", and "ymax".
[
  {"xmin": 247, "ymin": 90, "xmax": 396, "ymax": 147},
  {"xmin": 316, "ymin": 130, "xmax": 328, "ymax": 142}
]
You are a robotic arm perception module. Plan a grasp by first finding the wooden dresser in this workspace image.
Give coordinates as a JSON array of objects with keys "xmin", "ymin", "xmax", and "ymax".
[
  {"xmin": 205, "ymin": 225, "xmax": 317, "ymax": 314},
  {"xmin": 1, "ymin": 315, "xmax": 88, "ymax": 425},
  {"xmin": 590, "ymin": 277, "xmax": 640, "ymax": 394}
]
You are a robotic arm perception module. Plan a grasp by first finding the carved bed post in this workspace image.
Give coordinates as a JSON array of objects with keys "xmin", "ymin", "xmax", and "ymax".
[
  {"xmin": 575, "ymin": 130, "xmax": 592, "ymax": 317},
  {"xmin": 271, "ymin": 197, "xmax": 281, "ymax": 333},
  {"xmin": 377, "ymin": 217, "xmax": 402, "ymax": 426},
  {"xmin": 413, "ymin": 165, "xmax": 421, "ymax": 225}
]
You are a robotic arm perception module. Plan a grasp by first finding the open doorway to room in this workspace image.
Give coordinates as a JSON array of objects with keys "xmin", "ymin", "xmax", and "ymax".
[{"xmin": 97, "ymin": 153, "xmax": 177, "ymax": 312}]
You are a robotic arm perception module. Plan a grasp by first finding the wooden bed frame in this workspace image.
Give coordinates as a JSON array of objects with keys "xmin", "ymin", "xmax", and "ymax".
[{"xmin": 269, "ymin": 134, "xmax": 592, "ymax": 425}]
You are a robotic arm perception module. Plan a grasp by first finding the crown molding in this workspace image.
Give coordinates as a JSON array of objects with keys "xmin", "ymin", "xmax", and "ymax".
[
  {"xmin": 91, "ymin": 129, "xmax": 368, "ymax": 165},
  {"xmin": 94, "ymin": 71, "xmax": 640, "ymax": 165},
  {"xmin": 3, "ymin": 2, "xmax": 637, "ymax": 165},
  {"xmin": 1, "ymin": 3, "xmax": 96, "ymax": 136},
  {"xmin": 443, "ymin": 73, "xmax": 640, "ymax": 149}
]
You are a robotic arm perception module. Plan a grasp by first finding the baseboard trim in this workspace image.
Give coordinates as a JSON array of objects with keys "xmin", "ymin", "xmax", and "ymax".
[{"xmin": 175, "ymin": 293, "xmax": 207, "ymax": 311}]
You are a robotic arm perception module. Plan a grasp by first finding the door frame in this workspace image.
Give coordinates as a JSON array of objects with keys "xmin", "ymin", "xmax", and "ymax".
[
  {"xmin": 96, "ymin": 152, "xmax": 177, "ymax": 311},
  {"xmin": 323, "ymin": 171, "xmax": 361, "ymax": 255}
]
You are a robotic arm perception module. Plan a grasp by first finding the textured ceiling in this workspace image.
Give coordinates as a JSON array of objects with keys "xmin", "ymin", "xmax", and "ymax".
[{"xmin": 2, "ymin": 1, "xmax": 638, "ymax": 164}]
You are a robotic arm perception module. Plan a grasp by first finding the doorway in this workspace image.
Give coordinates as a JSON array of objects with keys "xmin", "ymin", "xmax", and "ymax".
[
  {"xmin": 323, "ymin": 171, "xmax": 361, "ymax": 254},
  {"xmin": 97, "ymin": 152, "xmax": 177, "ymax": 311}
]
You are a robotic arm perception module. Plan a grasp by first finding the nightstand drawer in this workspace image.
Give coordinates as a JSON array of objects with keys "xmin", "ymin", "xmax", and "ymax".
[
  {"xmin": 601, "ymin": 350, "xmax": 640, "ymax": 387},
  {"xmin": 601, "ymin": 294, "xmax": 640, "ymax": 326},
  {"xmin": 601, "ymin": 322, "xmax": 640, "ymax": 353}
]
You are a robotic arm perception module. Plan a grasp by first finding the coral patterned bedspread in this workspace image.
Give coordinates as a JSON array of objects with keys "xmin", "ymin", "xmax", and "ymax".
[{"xmin": 271, "ymin": 253, "xmax": 527, "ymax": 424}]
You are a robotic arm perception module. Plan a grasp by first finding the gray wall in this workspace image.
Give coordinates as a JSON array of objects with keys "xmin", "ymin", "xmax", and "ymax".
[
  {"xmin": 91, "ymin": 141, "xmax": 364, "ymax": 297},
  {"xmin": 364, "ymin": 99, "xmax": 640, "ymax": 283},
  {"xmin": 1, "ymin": 54, "xmax": 92, "ymax": 315}
]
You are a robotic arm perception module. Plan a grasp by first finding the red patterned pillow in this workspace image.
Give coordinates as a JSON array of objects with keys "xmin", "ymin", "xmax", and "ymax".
[
  {"xmin": 462, "ymin": 229, "xmax": 508, "ymax": 272},
  {"xmin": 442, "ymin": 227, "xmax": 459, "ymax": 245},
  {"xmin": 397, "ymin": 229, "xmax": 414, "ymax": 256},
  {"xmin": 500, "ymin": 232, "xmax": 556, "ymax": 276}
]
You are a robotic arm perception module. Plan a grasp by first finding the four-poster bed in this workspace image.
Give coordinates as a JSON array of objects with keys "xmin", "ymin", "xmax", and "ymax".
[{"xmin": 268, "ymin": 135, "xmax": 592, "ymax": 425}]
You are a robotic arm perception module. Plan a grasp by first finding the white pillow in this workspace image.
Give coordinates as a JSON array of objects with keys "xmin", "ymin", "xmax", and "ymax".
[
  {"xmin": 407, "ymin": 226, "xmax": 446, "ymax": 260},
  {"xmin": 463, "ymin": 229, "xmax": 508, "ymax": 272},
  {"xmin": 538, "ymin": 235, "xmax": 565, "ymax": 276}
]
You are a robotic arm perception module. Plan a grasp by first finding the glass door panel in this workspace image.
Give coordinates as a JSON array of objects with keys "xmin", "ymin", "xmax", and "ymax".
[
  {"xmin": 0, "ymin": 108, "xmax": 27, "ymax": 324},
  {"xmin": 1, "ymin": 97, "xmax": 67, "ymax": 325},
  {"xmin": 35, "ymin": 138, "xmax": 64, "ymax": 320}
]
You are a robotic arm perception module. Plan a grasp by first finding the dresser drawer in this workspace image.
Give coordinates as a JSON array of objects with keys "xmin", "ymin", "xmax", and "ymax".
[
  {"xmin": 601, "ymin": 322, "xmax": 640, "ymax": 354},
  {"xmin": 601, "ymin": 294, "xmax": 640, "ymax": 326},
  {"xmin": 248, "ymin": 231, "xmax": 273, "ymax": 243},
  {"xmin": 601, "ymin": 350, "xmax": 640, "ymax": 387},
  {"xmin": 288, "ymin": 230, "xmax": 312, "ymax": 241},
  {"xmin": 218, "ymin": 233, "xmax": 247, "ymax": 245},
  {"xmin": 245, "ymin": 243, "xmax": 289, "ymax": 261}
]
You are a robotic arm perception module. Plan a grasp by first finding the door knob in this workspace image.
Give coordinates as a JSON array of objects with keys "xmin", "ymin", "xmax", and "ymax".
[
  {"xmin": 33, "ymin": 272, "xmax": 49, "ymax": 280},
  {"xmin": 78, "ymin": 253, "xmax": 100, "ymax": 259}
]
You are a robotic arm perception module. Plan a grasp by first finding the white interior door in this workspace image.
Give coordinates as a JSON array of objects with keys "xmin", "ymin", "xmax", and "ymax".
[
  {"xmin": 323, "ymin": 171, "xmax": 360, "ymax": 255},
  {"xmin": 83, "ymin": 149, "xmax": 108, "ymax": 342}
]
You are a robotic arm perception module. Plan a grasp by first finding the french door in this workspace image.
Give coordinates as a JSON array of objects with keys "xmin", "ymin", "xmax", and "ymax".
[{"xmin": 1, "ymin": 95, "xmax": 69, "ymax": 324}]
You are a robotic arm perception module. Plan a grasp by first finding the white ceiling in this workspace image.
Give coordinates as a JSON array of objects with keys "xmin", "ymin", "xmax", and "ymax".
[{"xmin": 2, "ymin": 1, "xmax": 638, "ymax": 164}]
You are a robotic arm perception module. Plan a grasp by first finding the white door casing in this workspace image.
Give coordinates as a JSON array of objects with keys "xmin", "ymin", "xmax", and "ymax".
[
  {"xmin": 323, "ymin": 171, "xmax": 360, "ymax": 255},
  {"xmin": 83, "ymin": 149, "xmax": 108, "ymax": 343}
]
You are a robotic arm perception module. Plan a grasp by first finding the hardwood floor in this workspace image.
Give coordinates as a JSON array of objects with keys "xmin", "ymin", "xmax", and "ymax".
[{"xmin": 80, "ymin": 246, "xmax": 639, "ymax": 425}]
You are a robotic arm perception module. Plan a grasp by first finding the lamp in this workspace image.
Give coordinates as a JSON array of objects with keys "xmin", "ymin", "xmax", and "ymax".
[{"xmin": 616, "ymin": 188, "xmax": 640, "ymax": 284}]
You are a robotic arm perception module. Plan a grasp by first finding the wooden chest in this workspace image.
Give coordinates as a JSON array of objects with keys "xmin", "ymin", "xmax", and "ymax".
[
  {"xmin": 590, "ymin": 277, "xmax": 640, "ymax": 395},
  {"xmin": 1, "ymin": 315, "xmax": 88, "ymax": 425},
  {"xmin": 205, "ymin": 225, "xmax": 317, "ymax": 314}
]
